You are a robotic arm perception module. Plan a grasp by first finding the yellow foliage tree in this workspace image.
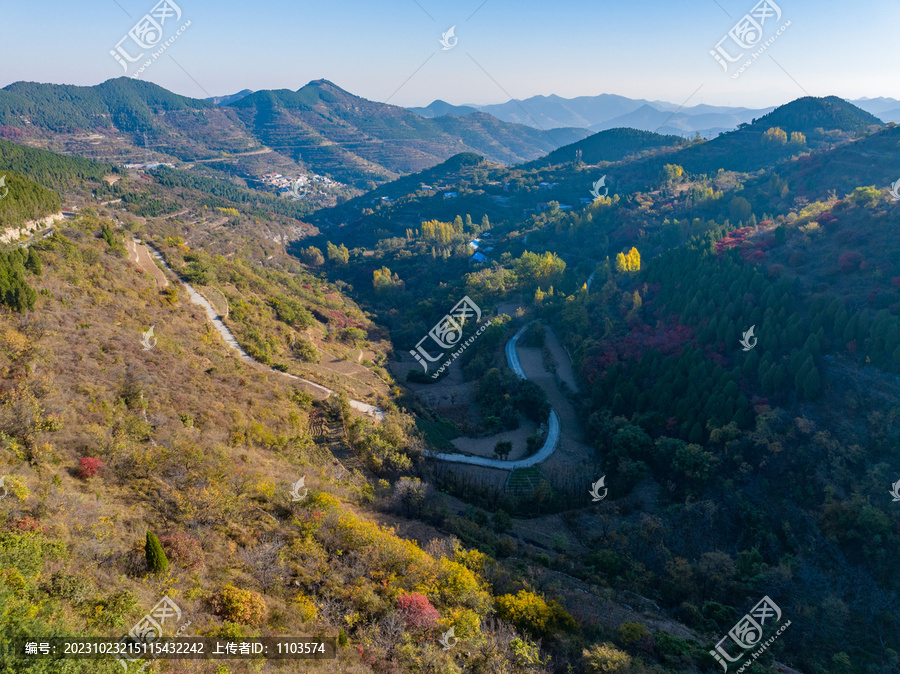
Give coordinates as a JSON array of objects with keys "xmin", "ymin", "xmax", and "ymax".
[
  {"xmin": 615, "ymin": 247, "xmax": 640, "ymax": 273},
  {"xmin": 763, "ymin": 127, "xmax": 788, "ymax": 145}
]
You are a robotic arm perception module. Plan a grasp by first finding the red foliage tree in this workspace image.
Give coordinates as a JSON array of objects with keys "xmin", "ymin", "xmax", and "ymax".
[
  {"xmin": 159, "ymin": 534, "xmax": 204, "ymax": 570},
  {"xmin": 396, "ymin": 592, "xmax": 440, "ymax": 631},
  {"xmin": 77, "ymin": 457, "xmax": 104, "ymax": 479},
  {"xmin": 838, "ymin": 251, "xmax": 864, "ymax": 272}
]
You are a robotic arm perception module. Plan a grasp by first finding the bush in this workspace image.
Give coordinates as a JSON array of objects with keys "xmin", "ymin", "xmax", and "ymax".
[
  {"xmin": 10, "ymin": 516, "xmax": 43, "ymax": 533},
  {"xmin": 295, "ymin": 593, "xmax": 318, "ymax": 622},
  {"xmin": 145, "ymin": 531, "xmax": 169, "ymax": 575},
  {"xmin": 617, "ymin": 622, "xmax": 650, "ymax": 648},
  {"xmin": 159, "ymin": 534, "xmax": 204, "ymax": 570},
  {"xmin": 493, "ymin": 440, "xmax": 512, "ymax": 460},
  {"xmin": 77, "ymin": 457, "xmax": 104, "ymax": 479},
  {"xmin": 583, "ymin": 643, "xmax": 633, "ymax": 673},
  {"xmin": 838, "ymin": 251, "xmax": 864, "ymax": 272},
  {"xmin": 44, "ymin": 571, "xmax": 89, "ymax": 602},
  {"xmin": 396, "ymin": 592, "xmax": 440, "ymax": 631},
  {"xmin": 495, "ymin": 589, "xmax": 577, "ymax": 638},
  {"xmin": 89, "ymin": 590, "xmax": 138, "ymax": 629},
  {"xmin": 211, "ymin": 584, "xmax": 267, "ymax": 625},
  {"xmin": 293, "ymin": 338, "xmax": 320, "ymax": 363}
]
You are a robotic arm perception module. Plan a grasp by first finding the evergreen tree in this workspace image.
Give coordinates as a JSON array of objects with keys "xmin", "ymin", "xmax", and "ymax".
[
  {"xmin": 26, "ymin": 249, "xmax": 41, "ymax": 276},
  {"xmin": 145, "ymin": 531, "xmax": 169, "ymax": 574}
]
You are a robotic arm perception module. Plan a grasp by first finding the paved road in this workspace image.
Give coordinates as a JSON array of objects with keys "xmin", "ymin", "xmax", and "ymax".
[
  {"xmin": 138, "ymin": 240, "xmax": 384, "ymax": 421},
  {"xmin": 428, "ymin": 322, "xmax": 562, "ymax": 469}
]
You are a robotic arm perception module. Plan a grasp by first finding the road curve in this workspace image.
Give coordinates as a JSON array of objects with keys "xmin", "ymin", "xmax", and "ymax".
[
  {"xmin": 138, "ymin": 240, "xmax": 384, "ymax": 421},
  {"xmin": 428, "ymin": 322, "xmax": 561, "ymax": 469}
]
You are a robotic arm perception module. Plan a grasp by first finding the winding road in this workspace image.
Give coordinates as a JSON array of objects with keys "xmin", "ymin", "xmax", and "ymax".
[
  {"xmin": 427, "ymin": 324, "xmax": 561, "ymax": 469},
  {"xmin": 136, "ymin": 239, "xmax": 384, "ymax": 421}
]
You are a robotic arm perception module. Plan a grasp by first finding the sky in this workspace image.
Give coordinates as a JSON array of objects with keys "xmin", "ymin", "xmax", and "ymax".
[{"xmin": 1, "ymin": 0, "xmax": 899, "ymax": 111}]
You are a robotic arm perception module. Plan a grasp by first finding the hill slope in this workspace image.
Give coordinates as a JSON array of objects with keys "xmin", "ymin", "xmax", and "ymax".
[{"xmin": 532, "ymin": 127, "xmax": 686, "ymax": 167}]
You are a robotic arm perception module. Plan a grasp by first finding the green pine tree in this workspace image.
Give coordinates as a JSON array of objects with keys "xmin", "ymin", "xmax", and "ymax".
[
  {"xmin": 145, "ymin": 531, "xmax": 169, "ymax": 575},
  {"xmin": 26, "ymin": 249, "xmax": 41, "ymax": 276}
]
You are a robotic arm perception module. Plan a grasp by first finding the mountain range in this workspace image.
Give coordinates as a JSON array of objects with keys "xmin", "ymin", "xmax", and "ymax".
[
  {"xmin": 0, "ymin": 79, "xmax": 589, "ymax": 188},
  {"xmin": 405, "ymin": 93, "xmax": 900, "ymax": 138}
]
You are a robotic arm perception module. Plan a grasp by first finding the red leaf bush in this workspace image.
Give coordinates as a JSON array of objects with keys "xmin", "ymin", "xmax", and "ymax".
[
  {"xmin": 396, "ymin": 592, "xmax": 440, "ymax": 631},
  {"xmin": 77, "ymin": 457, "xmax": 104, "ymax": 479},
  {"xmin": 159, "ymin": 534, "xmax": 204, "ymax": 570}
]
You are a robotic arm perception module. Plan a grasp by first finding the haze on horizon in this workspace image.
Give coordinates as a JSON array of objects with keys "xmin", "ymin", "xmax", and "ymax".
[{"xmin": 1, "ymin": 0, "xmax": 898, "ymax": 111}]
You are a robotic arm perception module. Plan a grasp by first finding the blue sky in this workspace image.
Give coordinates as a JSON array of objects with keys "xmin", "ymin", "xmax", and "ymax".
[{"xmin": 1, "ymin": 0, "xmax": 898, "ymax": 110}]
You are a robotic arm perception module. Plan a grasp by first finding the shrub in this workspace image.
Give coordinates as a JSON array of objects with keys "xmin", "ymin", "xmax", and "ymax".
[
  {"xmin": 159, "ymin": 534, "xmax": 204, "ymax": 570},
  {"xmin": 211, "ymin": 584, "xmax": 267, "ymax": 625},
  {"xmin": 339, "ymin": 327, "xmax": 366, "ymax": 344},
  {"xmin": 45, "ymin": 571, "xmax": 88, "ymax": 602},
  {"xmin": 293, "ymin": 338, "xmax": 320, "ymax": 363},
  {"xmin": 838, "ymin": 251, "xmax": 864, "ymax": 272},
  {"xmin": 493, "ymin": 440, "xmax": 512, "ymax": 460},
  {"xmin": 338, "ymin": 627, "xmax": 349, "ymax": 648},
  {"xmin": 77, "ymin": 457, "xmax": 104, "ymax": 479},
  {"xmin": 495, "ymin": 589, "xmax": 577, "ymax": 638},
  {"xmin": 10, "ymin": 516, "xmax": 43, "ymax": 533},
  {"xmin": 396, "ymin": 592, "xmax": 440, "ymax": 631},
  {"xmin": 583, "ymin": 643, "xmax": 633, "ymax": 673},
  {"xmin": 295, "ymin": 593, "xmax": 318, "ymax": 622},
  {"xmin": 617, "ymin": 622, "xmax": 650, "ymax": 648},
  {"xmin": 145, "ymin": 531, "xmax": 169, "ymax": 575},
  {"xmin": 89, "ymin": 590, "xmax": 138, "ymax": 628}
]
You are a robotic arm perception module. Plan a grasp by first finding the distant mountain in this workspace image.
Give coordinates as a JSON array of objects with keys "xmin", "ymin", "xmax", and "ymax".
[
  {"xmin": 531, "ymin": 127, "xmax": 686, "ymax": 167},
  {"xmin": 590, "ymin": 103, "xmax": 774, "ymax": 139},
  {"xmin": 851, "ymin": 97, "xmax": 900, "ymax": 115},
  {"xmin": 406, "ymin": 100, "xmax": 479, "ymax": 118},
  {"xmin": 876, "ymin": 108, "xmax": 900, "ymax": 124},
  {"xmin": 206, "ymin": 89, "xmax": 254, "ymax": 106},
  {"xmin": 0, "ymin": 78, "xmax": 588, "ymax": 187},
  {"xmin": 850, "ymin": 98, "xmax": 900, "ymax": 123},
  {"xmin": 476, "ymin": 93, "xmax": 669, "ymax": 129},
  {"xmin": 409, "ymin": 93, "xmax": 774, "ymax": 139}
]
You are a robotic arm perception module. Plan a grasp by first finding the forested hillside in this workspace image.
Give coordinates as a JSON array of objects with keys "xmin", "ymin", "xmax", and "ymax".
[{"xmin": 299, "ymin": 96, "xmax": 900, "ymax": 674}]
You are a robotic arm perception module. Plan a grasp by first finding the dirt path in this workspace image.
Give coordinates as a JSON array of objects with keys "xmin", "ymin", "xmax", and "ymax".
[
  {"xmin": 192, "ymin": 148, "xmax": 273, "ymax": 162},
  {"xmin": 136, "ymin": 239, "xmax": 384, "ymax": 421},
  {"xmin": 129, "ymin": 240, "xmax": 169, "ymax": 288}
]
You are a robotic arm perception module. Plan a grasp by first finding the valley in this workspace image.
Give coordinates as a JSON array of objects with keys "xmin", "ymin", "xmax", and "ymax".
[{"xmin": 0, "ymin": 70, "xmax": 897, "ymax": 674}]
